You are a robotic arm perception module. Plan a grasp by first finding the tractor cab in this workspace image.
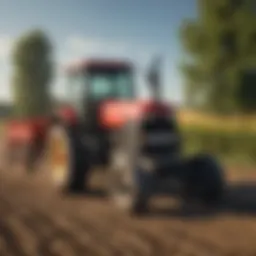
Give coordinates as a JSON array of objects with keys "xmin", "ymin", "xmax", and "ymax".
[
  {"xmin": 65, "ymin": 59, "xmax": 135, "ymax": 131},
  {"xmin": 63, "ymin": 59, "xmax": 136, "ymax": 165}
]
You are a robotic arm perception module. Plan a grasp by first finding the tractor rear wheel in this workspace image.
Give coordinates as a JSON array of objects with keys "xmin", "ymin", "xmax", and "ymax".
[{"xmin": 45, "ymin": 124, "xmax": 88, "ymax": 193}]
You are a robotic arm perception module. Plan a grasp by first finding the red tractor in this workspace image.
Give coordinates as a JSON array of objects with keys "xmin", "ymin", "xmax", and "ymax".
[{"xmin": 4, "ymin": 58, "xmax": 225, "ymax": 214}]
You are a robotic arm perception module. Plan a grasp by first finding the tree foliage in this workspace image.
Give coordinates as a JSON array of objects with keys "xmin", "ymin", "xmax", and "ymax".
[
  {"xmin": 11, "ymin": 29, "xmax": 53, "ymax": 118},
  {"xmin": 180, "ymin": 0, "xmax": 256, "ymax": 114}
]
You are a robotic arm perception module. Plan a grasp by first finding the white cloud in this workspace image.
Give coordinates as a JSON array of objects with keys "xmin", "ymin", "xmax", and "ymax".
[
  {"xmin": 65, "ymin": 35, "xmax": 129, "ymax": 58},
  {"xmin": 66, "ymin": 37, "xmax": 99, "ymax": 53},
  {"xmin": 0, "ymin": 35, "xmax": 13, "ymax": 102},
  {"xmin": 0, "ymin": 35, "xmax": 13, "ymax": 61}
]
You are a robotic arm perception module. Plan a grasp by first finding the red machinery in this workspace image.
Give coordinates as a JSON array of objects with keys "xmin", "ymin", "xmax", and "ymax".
[
  {"xmin": 3, "ymin": 118, "xmax": 49, "ymax": 171},
  {"xmin": 3, "ymin": 57, "xmax": 225, "ymax": 215}
]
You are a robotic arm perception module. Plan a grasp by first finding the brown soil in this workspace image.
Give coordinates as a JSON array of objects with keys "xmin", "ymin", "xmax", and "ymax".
[{"xmin": 0, "ymin": 166, "xmax": 256, "ymax": 256}]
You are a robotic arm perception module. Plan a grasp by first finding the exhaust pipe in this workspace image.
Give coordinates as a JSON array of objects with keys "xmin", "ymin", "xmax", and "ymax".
[{"xmin": 146, "ymin": 55, "xmax": 163, "ymax": 102}]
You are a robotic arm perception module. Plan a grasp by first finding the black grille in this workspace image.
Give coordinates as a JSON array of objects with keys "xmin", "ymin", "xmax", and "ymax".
[
  {"xmin": 140, "ymin": 115, "xmax": 180, "ymax": 156},
  {"xmin": 141, "ymin": 115, "xmax": 176, "ymax": 132}
]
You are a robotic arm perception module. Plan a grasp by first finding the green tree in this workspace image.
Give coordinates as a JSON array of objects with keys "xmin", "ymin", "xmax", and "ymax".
[
  {"xmin": 180, "ymin": 0, "xmax": 256, "ymax": 114},
  {"xmin": 11, "ymin": 29, "xmax": 53, "ymax": 118}
]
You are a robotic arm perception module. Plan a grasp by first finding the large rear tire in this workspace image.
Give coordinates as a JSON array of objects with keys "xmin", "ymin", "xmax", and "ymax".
[{"xmin": 45, "ymin": 124, "xmax": 88, "ymax": 193}]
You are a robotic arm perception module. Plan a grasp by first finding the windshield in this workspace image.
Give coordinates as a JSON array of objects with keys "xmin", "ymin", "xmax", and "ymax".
[{"xmin": 88, "ymin": 70, "xmax": 134, "ymax": 100}]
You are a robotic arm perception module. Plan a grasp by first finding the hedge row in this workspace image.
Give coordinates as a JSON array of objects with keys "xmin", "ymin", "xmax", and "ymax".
[{"xmin": 180, "ymin": 126, "xmax": 256, "ymax": 165}]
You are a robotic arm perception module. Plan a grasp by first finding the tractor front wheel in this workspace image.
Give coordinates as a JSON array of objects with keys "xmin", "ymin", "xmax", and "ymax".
[
  {"xmin": 45, "ymin": 124, "xmax": 88, "ymax": 193},
  {"xmin": 183, "ymin": 154, "xmax": 225, "ymax": 206}
]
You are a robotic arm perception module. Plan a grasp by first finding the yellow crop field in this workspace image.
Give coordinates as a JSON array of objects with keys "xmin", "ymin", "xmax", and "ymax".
[{"xmin": 177, "ymin": 109, "xmax": 256, "ymax": 133}]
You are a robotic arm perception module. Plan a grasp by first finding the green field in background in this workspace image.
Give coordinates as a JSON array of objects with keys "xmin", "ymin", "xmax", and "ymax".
[{"xmin": 181, "ymin": 125, "xmax": 256, "ymax": 167}]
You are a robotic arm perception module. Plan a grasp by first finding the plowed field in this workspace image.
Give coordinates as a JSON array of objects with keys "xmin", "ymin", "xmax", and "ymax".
[{"xmin": 1, "ymin": 166, "xmax": 256, "ymax": 256}]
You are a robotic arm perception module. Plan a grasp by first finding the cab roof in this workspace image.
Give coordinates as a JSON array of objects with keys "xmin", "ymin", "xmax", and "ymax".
[{"xmin": 66, "ymin": 58, "xmax": 133, "ymax": 74}]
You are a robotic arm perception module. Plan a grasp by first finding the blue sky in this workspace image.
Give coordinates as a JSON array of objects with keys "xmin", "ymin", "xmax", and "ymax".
[{"xmin": 0, "ymin": 0, "xmax": 197, "ymax": 103}]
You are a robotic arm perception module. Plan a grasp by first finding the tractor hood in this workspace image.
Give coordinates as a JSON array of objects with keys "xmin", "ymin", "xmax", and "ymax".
[{"xmin": 99, "ymin": 100, "xmax": 172, "ymax": 129}]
